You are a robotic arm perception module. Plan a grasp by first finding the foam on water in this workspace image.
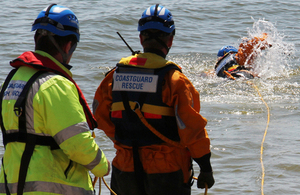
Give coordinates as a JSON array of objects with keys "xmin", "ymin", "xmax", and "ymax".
[
  {"xmin": 247, "ymin": 18, "xmax": 296, "ymax": 78},
  {"xmin": 168, "ymin": 19, "xmax": 299, "ymax": 106},
  {"xmin": 1, "ymin": 1, "xmax": 300, "ymax": 194}
]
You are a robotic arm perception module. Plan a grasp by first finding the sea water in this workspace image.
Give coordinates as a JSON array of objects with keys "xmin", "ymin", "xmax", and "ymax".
[{"xmin": 0, "ymin": 0, "xmax": 299, "ymax": 194}]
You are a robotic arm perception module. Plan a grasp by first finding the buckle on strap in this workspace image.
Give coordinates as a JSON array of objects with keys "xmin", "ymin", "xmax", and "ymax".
[
  {"xmin": 14, "ymin": 107, "xmax": 22, "ymax": 117},
  {"xmin": 132, "ymin": 101, "xmax": 141, "ymax": 111}
]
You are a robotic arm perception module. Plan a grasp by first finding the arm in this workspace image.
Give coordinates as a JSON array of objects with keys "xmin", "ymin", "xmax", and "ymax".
[
  {"xmin": 93, "ymin": 70, "xmax": 116, "ymax": 141},
  {"xmin": 36, "ymin": 75, "xmax": 109, "ymax": 177},
  {"xmin": 162, "ymin": 69, "xmax": 210, "ymax": 157},
  {"xmin": 162, "ymin": 69, "xmax": 214, "ymax": 188},
  {"xmin": 236, "ymin": 33, "xmax": 271, "ymax": 67}
]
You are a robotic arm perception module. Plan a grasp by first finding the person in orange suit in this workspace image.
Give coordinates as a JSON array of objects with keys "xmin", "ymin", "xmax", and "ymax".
[
  {"xmin": 93, "ymin": 4, "xmax": 214, "ymax": 195},
  {"xmin": 215, "ymin": 33, "xmax": 271, "ymax": 79}
]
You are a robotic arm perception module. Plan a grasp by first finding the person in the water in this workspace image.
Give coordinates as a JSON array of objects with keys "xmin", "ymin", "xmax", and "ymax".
[{"xmin": 214, "ymin": 33, "xmax": 271, "ymax": 79}]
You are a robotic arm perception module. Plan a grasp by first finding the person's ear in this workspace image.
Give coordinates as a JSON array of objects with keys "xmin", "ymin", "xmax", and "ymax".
[
  {"xmin": 167, "ymin": 36, "xmax": 174, "ymax": 48},
  {"xmin": 139, "ymin": 34, "xmax": 143, "ymax": 45},
  {"xmin": 63, "ymin": 41, "xmax": 72, "ymax": 54}
]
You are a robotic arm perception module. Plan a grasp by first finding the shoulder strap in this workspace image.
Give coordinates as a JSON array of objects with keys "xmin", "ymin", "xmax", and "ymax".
[
  {"xmin": 155, "ymin": 64, "xmax": 181, "ymax": 97},
  {"xmin": 14, "ymin": 71, "xmax": 45, "ymax": 133},
  {"xmin": 1, "ymin": 69, "xmax": 60, "ymax": 195},
  {"xmin": 1, "ymin": 158, "xmax": 11, "ymax": 195},
  {"xmin": 117, "ymin": 64, "xmax": 182, "ymax": 194},
  {"xmin": 0, "ymin": 68, "xmax": 18, "ymax": 139},
  {"xmin": 0, "ymin": 68, "xmax": 18, "ymax": 195},
  {"xmin": 17, "ymin": 134, "xmax": 37, "ymax": 195},
  {"xmin": 14, "ymin": 71, "xmax": 46, "ymax": 195}
]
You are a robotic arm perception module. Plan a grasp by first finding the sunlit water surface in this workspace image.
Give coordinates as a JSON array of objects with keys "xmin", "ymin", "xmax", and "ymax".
[{"xmin": 0, "ymin": 0, "xmax": 299, "ymax": 194}]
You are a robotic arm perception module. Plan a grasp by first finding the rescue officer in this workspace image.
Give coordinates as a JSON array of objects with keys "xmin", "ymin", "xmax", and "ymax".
[
  {"xmin": 93, "ymin": 4, "xmax": 214, "ymax": 195},
  {"xmin": 0, "ymin": 4, "xmax": 110, "ymax": 195},
  {"xmin": 215, "ymin": 33, "xmax": 271, "ymax": 79}
]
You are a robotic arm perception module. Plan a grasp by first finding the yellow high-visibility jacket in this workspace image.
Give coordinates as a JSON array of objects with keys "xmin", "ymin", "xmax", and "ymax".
[{"xmin": 0, "ymin": 51, "xmax": 109, "ymax": 195}]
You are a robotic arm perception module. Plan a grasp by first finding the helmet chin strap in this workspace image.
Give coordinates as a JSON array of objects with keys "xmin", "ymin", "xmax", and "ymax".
[
  {"xmin": 47, "ymin": 35, "xmax": 68, "ymax": 63},
  {"xmin": 154, "ymin": 37, "xmax": 170, "ymax": 53},
  {"xmin": 36, "ymin": 29, "xmax": 76, "ymax": 64},
  {"xmin": 142, "ymin": 32, "xmax": 171, "ymax": 54},
  {"xmin": 47, "ymin": 33, "xmax": 77, "ymax": 64}
]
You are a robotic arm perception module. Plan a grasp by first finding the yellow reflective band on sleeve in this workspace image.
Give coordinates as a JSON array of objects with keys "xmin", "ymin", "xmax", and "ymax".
[{"xmin": 111, "ymin": 102, "xmax": 174, "ymax": 116}]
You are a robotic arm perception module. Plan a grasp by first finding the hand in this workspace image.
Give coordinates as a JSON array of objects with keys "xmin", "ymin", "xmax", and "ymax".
[{"xmin": 197, "ymin": 171, "xmax": 214, "ymax": 189}]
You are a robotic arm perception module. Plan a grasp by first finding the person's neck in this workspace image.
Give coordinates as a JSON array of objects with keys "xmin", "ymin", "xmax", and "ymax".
[
  {"xmin": 144, "ymin": 48, "xmax": 167, "ymax": 59},
  {"xmin": 53, "ymin": 53, "xmax": 72, "ymax": 70}
]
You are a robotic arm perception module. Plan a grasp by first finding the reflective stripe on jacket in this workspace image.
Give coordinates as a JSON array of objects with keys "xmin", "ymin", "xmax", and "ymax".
[
  {"xmin": 0, "ymin": 51, "xmax": 108, "ymax": 195},
  {"xmin": 93, "ymin": 52, "xmax": 210, "ymax": 183}
]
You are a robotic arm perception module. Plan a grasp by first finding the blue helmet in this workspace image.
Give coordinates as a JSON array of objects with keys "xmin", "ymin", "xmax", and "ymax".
[
  {"xmin": 217, "ymin": 45, "xmax": 238, "ymax": 57},
  {"xmin": 138, "ymin": 4, "xmax": 175, "ymax": 34},
  {"xmin": 32, "ymin": 4, "xmax": 80, "ymax": 42}
]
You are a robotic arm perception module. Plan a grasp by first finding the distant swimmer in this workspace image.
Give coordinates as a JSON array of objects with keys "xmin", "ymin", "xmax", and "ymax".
[{"xmin": 206, "ymin": 33, "xmax": 272, "ymax": 79}]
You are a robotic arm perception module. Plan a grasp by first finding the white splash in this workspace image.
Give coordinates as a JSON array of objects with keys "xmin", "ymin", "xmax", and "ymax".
[{"xmin": 244, "ymin": 18, "xmax": 295, "ymax": 79}]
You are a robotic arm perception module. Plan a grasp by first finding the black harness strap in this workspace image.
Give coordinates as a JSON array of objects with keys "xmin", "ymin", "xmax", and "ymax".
[
  {"xmin": 116, "ymin": 65, "xmax": 149, "ymax": 194},
  {"xmin": 155, "ymin": 64, "xmax": 181, "ymax": 97},
  {"xmin": 119, "ymin": 89, "xmax": 147, "ymax": 193},
  {"xmin": 17, "ymin": 134, "xmax": 37, "ymax": 195},
  {"xmin": 0, "ymin": 68, "xmax": 18, "ymax": 195},
  {"xmin": 132, "ymin": 142, "xmax": 147, "ymax": 194},
  {"xmin": 14, "ymin": 71, "xmax": 45, "ymax": 195},
  {"xmin": 120, "ymin": 91, "xmax": 136, "ymax": 121},
  {"xmin": 120, "ymin": 90, "xmax": 148, "ymax": 194},
  {"xmin": 0, "ymin": 69, "xmax": 59, "ymax": 195},
  {"xmin": 0, "ymin": 68, "xmax": 18, "ymax": 140},
  {"xmin": 116, "ymin": 64, "xmax": 182, "ymax": 194},
  {"xmin": 1, "ymin": 158, "xmax": 10, "ymax": 195},
  {"xmin": 4, "ymin": 133, "xmax": 59, "ymax": 150},
  {"xmin": 14, "ymin": 71, "xmax": 45, "ymax": 132}
]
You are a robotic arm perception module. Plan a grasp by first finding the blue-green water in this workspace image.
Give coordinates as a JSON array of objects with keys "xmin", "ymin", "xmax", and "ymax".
[{"xmin": 1, "ymin": 0, "xmax": 299, "ymax": 194}]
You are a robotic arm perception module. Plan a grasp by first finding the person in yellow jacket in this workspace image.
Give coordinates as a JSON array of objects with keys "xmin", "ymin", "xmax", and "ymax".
[
  {"xmin": 0, "ymin": 4, "xmax": 109, "ymax": 195},
  {"xmin": 93, "ymin": 4, "xmax": 214, "ymax": 195}
]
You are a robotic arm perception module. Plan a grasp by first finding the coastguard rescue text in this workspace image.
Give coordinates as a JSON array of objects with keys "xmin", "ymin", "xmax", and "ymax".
[{"xmin": 113, "ymin": 73, "xmax": 158, "ymax": 93}]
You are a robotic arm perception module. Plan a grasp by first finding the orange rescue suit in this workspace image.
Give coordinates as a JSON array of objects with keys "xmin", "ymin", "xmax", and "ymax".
[
  {"xmin": 93, "ymin": 53, "xmax": 211, "ymax": 183},
  {"xmin": 236, "ymin": 33, "xmax": 270, "ymax": 66}
]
